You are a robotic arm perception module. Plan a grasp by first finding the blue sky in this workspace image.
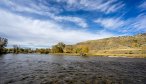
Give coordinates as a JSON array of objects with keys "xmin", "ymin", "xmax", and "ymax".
[{"xmin": 0, "ymin": 0, "xmax": 146, "ymax": 48}]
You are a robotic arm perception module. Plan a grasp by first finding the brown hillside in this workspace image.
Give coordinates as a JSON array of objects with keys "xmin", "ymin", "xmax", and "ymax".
[{"xmin": 75, "ymin": 33, "xmax": 146, "ymax": 55}]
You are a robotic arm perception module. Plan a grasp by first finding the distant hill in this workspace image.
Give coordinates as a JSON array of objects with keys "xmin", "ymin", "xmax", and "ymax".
[{"xmin": 74, "ymin": 33, "xmax": 146, "ymax": 55}]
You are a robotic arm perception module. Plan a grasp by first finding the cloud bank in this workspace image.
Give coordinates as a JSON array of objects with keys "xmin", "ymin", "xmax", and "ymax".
[
  {"xmin": 0, "ymin": 9, "xmax": 114, "ymax": 48},
  {"xmin": 0, "ymin": 0, "xmax": 146, "ymax": 48}
]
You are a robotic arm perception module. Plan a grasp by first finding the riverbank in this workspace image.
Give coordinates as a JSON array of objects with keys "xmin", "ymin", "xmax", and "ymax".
[
  {"xmin": 48, "ymin": 53, "xmax": 146, "ymax": 58},
  {"xmin": 1, "ymin": 53, "xmax": 146, "ymax": 58},
  {"xmin": 93, "ymin": 54, "xmax": 146, "ymax": 58}
]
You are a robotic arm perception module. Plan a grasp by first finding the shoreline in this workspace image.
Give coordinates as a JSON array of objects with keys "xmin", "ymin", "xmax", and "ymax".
[
  {"xmin": 1, "ymin": 53, "xmax": 146, "ymax": 58},
  {"xmin": 49, "ymin": 53, "xmax": 146, "ymax": 58}
]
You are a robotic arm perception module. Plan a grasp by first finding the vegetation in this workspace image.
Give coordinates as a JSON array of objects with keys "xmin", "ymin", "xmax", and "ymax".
[
  {"xmin": 2, "ymin": 44, "xmax": 34, "ymax": 54},
  {"xmin": 35, "ymin": 48, "xmax": 51, "ymax": 54},
  {"xmin": 142, "ymin": 45, "xmax": 146, "ymax": 54},
  {"xmin": 75, "ymin": 33, "xmax": 146, "ymax": 56},
  {"xmin": 64, "ymin": 45, "xmax": 73, "ymax": 53},
  {"xmin": 51, "ymin": 42, "xmax": 65, "ymax": 53},
  {"xmin": 0, "ymin": 33, "xmax": 146, "ymax": 57},
  {"xmin": 0, "ymin": 37, "xmax": 8, "ymax": 54}
]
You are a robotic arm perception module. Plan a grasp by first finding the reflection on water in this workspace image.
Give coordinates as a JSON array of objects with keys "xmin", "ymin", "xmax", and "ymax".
[{"xmin": 0, "ymin": 54, "xmax": 146, "ymax": 84}]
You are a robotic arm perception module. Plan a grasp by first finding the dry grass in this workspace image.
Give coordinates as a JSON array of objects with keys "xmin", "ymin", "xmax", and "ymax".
[{"xmin": 93, "ymin": 53, "xmax": 146, "ymax": 58}]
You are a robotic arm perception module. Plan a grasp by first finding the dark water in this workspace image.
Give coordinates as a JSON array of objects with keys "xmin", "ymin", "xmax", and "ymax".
[{"xmin": 0, "ymin": 54, "xmax": 146, "ymax": 84}]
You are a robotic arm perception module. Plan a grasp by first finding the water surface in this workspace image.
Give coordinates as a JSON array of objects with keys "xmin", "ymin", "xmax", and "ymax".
[{"xmin": 0, "ymin": 54, "xmax": 146, "ymax": 84}]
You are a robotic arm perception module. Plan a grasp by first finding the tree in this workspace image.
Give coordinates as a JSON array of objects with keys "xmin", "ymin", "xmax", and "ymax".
[
  {"xmin": 74, "ymin": 48, "xmax": 82, "ymax": 53},
  {"xmin": 74, "ymin": 45, "xmax": 89, "ymax": 53},
  {"xmin": 0, "ymin": 37, "xmax": 8, "ymax": 53},
  {"xmin": 57, "ymin": 42, "xmax": 65, "ymax": 50},
  {"xmin": 64, "ymin": 45, "xmax": 73, "ymax": 53},
  {"xmin": 52, "ymin": 45, "xmax": 63, "ymax": 53},
  {"xmin": 51, "ymin": 42, "xmax": 65, "ymax": 53},
  {"xmin": 81, "ymin": 46, "xmax": 89, "ymax": 53},
  {"xmin": 13, "ymin": 45, "xmax": 20, "ymax": 53},
  {"xmin": 73, "ymin": 45, "xmax": 89, "ymax": 56}
]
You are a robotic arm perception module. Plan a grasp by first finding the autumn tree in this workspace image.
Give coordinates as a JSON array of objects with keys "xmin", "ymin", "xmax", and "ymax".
[
  {"xmin": 57, "ymin": 42, "xmax": 65, "ymax": 51},
  {"xmin": 74, "ymin": 45, "xmax": 89, "ymax": 55},
  {"xmin": 64, "ymin": 45, "xmax": 73, "ymax": 53},
  {"xmin": 51, "ymin": 42, "xmax": 65, "ymax": 53},
  {"xmin": 52, "ymin": 45, "xmax": 63, "ymax": 53},
  {"xmin": 81, "ymin": 46, "xmax": 89, "ymax": 53},
  {"xmin": 74, "ymin": 47, "xmax": 82, "ymax": 53}
]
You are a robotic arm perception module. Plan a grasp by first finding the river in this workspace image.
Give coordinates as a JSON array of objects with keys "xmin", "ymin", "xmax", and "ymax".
[{"xmin": 0, "ymin": 54, "xmax": 146, "ymax": 84}]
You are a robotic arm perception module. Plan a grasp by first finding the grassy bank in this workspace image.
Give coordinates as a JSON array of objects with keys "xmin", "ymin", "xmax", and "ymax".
[
  {"xmin": 49, "ymin": 53, "xmax": 80, "ymax": 56},
  {"xmin": 93, "ymin": 53, "xmax": 146, "ymax": 58},
  {"xmin": 48, "ymin": 53, "xmax": 146, "ymax": 58}
]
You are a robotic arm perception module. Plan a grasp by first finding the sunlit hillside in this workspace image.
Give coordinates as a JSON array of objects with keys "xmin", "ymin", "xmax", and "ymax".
[{"xmin": 75, "ymin": 33, "xmax": 146, "ymax": 56}]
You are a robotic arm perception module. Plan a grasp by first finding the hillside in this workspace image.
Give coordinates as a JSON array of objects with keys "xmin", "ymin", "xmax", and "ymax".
[{"xmin": 75, "ymin": 33, "xmax": 146, "ymax": 56}]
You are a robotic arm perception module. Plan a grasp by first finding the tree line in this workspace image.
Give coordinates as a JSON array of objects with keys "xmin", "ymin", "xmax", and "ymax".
[
  {"xmin": 1, "ymin": 36, "xmax": 146, "ymax": 55},
  {"xmin": 0, "ymin": 37, "xmax": 89, "ymax": 55}
]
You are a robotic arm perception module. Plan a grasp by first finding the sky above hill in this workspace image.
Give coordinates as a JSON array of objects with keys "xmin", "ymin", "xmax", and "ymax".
[{"xmin": 0, "ymin": 0, "xmax": 146, "ymax": 48}]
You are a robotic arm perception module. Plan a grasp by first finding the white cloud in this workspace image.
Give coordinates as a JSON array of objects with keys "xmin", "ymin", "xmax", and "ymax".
[
  {"xmin": 117, "ymin": 14, "xmax": 146, "ymax": 33},
  {"xmin": 52, "ymin": 15, "xmax": 88, "ymax": 28},
  {"xmin": 139, "ymin": 1, "xmax": 146, "ymax": 10},
  {"xmin": 0, "ymin": 0, "xmax": 87, "ymax": 28},
  {"xmin": 0, "ymin": 0, "xmax": 124, "ymax": 28},
  {"xmin": 94, "ymin": 14, "xmax": 146, "ymax": 32},
  {"xmin": 58, "ymin": 0, "xmax": 125, "ymax": 14},
  {"xmin": 132, "ymin": 14, "xmax": 146, "ymax": 31},
  {"xmin": 94, "ymin": 18, "xmax": 124, "ymax": 29},
  {"xmin": 0, "ymin": 9, "xmax": 114, "ymax": 48},
  {"xmin": 0, "ymin": 0, "xmax": 58, "ymax": 15}
]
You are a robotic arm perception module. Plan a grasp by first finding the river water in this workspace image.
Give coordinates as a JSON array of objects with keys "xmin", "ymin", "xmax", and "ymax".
[{"xmin": 0, "ymin": 54, "xmax": 146, "ymax": 84}]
